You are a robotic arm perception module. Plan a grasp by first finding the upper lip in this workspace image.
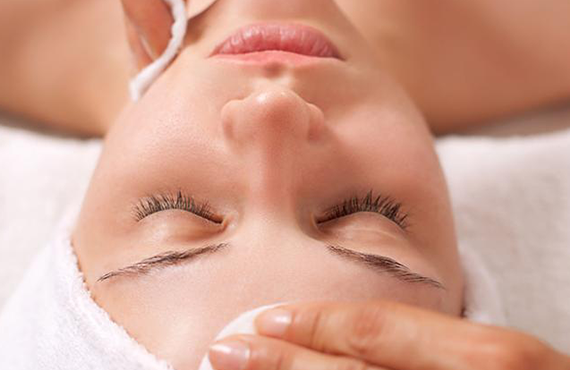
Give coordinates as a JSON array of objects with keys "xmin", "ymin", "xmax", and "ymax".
[{"xmin": 210, "ymin": 22, "xmax": 342, "ymax": 59}]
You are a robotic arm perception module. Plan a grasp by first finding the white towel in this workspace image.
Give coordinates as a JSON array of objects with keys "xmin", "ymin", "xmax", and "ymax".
[
  {"xmin": 437, "ymin": 126, "xmax": 570, "ymax": 352},
  {"xmin": 0, "ymin": 212, "xmax": 174, "ymax": 370},
  {"xmin": 0, "ymin": 123, "xmax": 101, "ymax": 308},
  {"xmin": 0, "ymin": 212, "xmax": 173, "ymax": 369}
]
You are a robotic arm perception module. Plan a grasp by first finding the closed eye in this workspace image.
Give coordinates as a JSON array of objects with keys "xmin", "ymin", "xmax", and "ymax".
[
  {"xmin": 317, "ymin": 190, "xmax": 409, "ymax": 230},
  {"xmin": 133, "ymin": 190, "xmax": 223, "ymax": 224}
]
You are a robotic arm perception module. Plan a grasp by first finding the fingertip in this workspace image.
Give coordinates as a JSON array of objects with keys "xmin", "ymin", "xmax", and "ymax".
[
  {"xmin": 255, "ymin": 308, "xmax": 292, "ymax": 338},
  {"xmin": 122, "ymin": 0, "xmax": 173, "ymax": 60},
  {"xmin": 123, "ymin": 15, "xmax": 153, "ymax": 71},
  {"xmin": 209, "ymin": 339, "xmax": 251, "ymax": 370}
]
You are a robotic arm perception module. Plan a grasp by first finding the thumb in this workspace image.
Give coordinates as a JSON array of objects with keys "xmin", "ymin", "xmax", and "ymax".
[{"xmin": 121, "ymin": 0, "xmax": 175, "ymax": 69}]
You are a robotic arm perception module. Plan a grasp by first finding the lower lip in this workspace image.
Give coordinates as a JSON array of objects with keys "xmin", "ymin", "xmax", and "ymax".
[{"xmin": 211, "ymin": 50, "xmax": 337, "ymax": 66}]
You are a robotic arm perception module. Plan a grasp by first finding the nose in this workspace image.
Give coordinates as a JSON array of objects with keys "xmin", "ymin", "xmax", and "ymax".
[
  {"xmin": 221, "ymin": 85, "xmax": 325, "ymax": 148},
  {"xmin": 220, "ymin": 85, "xmax": 327, "ymax": 216}
]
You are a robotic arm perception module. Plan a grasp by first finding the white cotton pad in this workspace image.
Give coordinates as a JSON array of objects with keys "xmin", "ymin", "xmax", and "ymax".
[
  {"xmin": 129, "ymin": 0, "xmax": 188, "ymax": 101},
  {"xmin": 197, "ymin": 303, "xmax": 287, "ymax": 370}
]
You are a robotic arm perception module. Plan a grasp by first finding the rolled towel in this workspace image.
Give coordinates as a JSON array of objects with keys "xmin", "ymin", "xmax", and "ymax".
[{"xmin": 0, "ymin": 213, "xmax": 173, "ymax": 370}]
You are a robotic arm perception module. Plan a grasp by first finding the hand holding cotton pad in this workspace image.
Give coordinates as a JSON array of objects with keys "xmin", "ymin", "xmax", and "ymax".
[
  {"xmin": 198, "ymin": 275, "xmax": 504, "ymax": 370},
  {"xmin": 199, "ymin": 247, "xmax": 505, "ymax": 370},
  {"xmin": 129, "ymin": 0, "xmax": 220, "ymax": 101}
]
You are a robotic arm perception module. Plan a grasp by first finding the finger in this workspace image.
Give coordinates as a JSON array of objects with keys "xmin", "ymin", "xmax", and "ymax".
[
  {"xmin": 187, "ymin": 0, "xmax": 218, "ymax": 18},
  {"xmin": 209, "ymin": 334, "xmax": 390, "ymax": 370},
  {"xmin": 124, "ymin": 15, "xmax": 153, "ymax": 70},
  {"xmin": 254, "ymin": 300, "xmax": 494, "ymax": 370},
  {"xmin": 121, "ymin": 0, "xmax": 174, "ymax": 60}
]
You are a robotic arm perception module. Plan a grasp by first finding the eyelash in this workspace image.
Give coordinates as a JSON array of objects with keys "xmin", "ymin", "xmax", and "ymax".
[
  {"xmin": 318, "ymin": 190, "xmax": 409, "ymax": 230},
  {"xmin": 134, "ymin": 190, "xmax": 408, "ymax": 229},
  {"xmin": 133, "ymin": 191, "xmax": 222, "ymax": 223}
]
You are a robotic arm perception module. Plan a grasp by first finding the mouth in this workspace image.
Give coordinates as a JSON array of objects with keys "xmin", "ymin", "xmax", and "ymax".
[{"xmin": 210, "ymin": 22, "xmax": 343, "ymax": 63}]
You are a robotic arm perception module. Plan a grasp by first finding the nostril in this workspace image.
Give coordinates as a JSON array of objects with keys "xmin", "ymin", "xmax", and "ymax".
[
  {"xmin": 250, "ymin": 89, "xmax": 308, "ymax": 125},
  {"xmin": 306, "ymin": 102, "xmax": 325, "ymax": 141},
  {"xmin": 220, "ymin": 86, "xmax": 325, "ymax": 145},
  {"xmin": 221, "ymin": 99, "xmax": 241, "ymax": 141}
]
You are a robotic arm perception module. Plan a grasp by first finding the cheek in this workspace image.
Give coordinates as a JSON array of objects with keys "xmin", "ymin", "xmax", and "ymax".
[
  {"xmin": 331, "ymin": 107, "xmax": 461, "ymax": 312},
  {"xmin": 92, "ymin": 247, "xmax": 444, "ymax": 370},
  {"xmin": 337, "ymin": 110, "xmax": 453, "ymax": 247}
]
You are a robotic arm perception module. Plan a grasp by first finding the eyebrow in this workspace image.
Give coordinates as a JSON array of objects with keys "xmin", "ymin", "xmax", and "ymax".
[
  {"xmin": 97, "ymin": 243, "xmax": 229, "ymax": 282},
  {"xmin": 325, "ymin": 244, "xmax": 445, "ymax": 290},
  {"xmin": 97, "ymin": 243, "xmax": 445, "ymax": 290}
]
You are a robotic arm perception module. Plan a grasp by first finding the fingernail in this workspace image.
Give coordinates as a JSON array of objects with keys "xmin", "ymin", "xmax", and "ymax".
[
  {"xmin": 209, "ymin": 340, "xmax": 250, "ymax": 370},
  {"xmin": 256, "ymin": 308, "xmax": 292, "ymax": 337},
  {"xmin": 139, "ymin": 34, "xmax": 158, "ymax": 60}
]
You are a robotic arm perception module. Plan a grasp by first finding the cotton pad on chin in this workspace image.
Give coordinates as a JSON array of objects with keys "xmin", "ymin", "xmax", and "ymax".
[
  {"xmin": 129, "ymin": 0, "xmax": 222, "ymax": 101},
  {"xmin": 129, "ymin": 0, "xmax": 187, "ymax": 101}
]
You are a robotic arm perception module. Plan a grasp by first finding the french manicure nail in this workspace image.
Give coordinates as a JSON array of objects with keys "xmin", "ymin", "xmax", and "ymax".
[
  {"xmin": 139, "ymin": 34, "xmax": 158, "ymax": 60},
  {"xmin": 256, "ymin": 308, "xmax": 292, "ymax": 337},
  {"xmin": 209, "ymin": 340, "xmax": 250, "ymax": 370}
]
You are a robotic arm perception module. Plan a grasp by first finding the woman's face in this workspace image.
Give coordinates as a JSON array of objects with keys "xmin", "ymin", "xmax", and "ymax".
[{"xmin": 73, "ymin": 0, "xmax": 463, "ymax": 368}]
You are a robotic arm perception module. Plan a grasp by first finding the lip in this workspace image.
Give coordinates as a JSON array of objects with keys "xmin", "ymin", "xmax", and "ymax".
[{"xmin": 210, "ymin": 23, "xmax": 342, "ymax": 63}]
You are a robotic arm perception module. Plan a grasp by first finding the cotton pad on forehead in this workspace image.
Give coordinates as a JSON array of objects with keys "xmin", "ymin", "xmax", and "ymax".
[{"xmin": 129, "ymin": 0, "xmax": 220, "ymax": 101}]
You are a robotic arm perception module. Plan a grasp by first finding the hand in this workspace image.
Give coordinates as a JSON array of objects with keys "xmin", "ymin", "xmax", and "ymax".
[
  {"xmin": 208, "ymin": 301, "xmax": 570, "ymax": 370},
  {"xmin": 121, "ymin": 0, "xmax": 175, "ymax": 69}
]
